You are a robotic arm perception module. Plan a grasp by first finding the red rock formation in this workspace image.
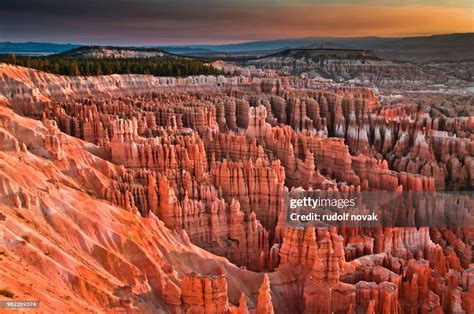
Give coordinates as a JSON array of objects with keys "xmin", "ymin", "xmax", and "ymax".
[
  {"xmin": 211, "ymin": 158, "xmax": 285, "ymax": 233},
  {"xmin": 279, "ymin": 228, "xmax": 318, "ymax": 267},
  {"xmin": 256, "ymin": 274, "xmax": 274, "ymax": 314},
  {"xmin": 0, "ymin": 64, "xmax": 471, "ymax": 313},
  {"xmin": 181, "ymin": 272, "xmax": 231, "ymax": 313},
  {"xmin": 355, "ymin": 281, "xmax": 400, "ymax": 313},
  {"xmin": 43, "ymin": 119, "xmax": 65, "ymax": 160}
]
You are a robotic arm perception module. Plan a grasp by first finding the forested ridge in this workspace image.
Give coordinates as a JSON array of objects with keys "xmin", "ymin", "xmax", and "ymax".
[{"xmin": 0, "ymin": 54, "xmax": 220, "ymax": 76}]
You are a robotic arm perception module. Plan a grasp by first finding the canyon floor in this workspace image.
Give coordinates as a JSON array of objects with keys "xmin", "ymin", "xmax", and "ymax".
[{"xmin": 0, "ymin": 62, "xmax": 473, "ymax": 313}]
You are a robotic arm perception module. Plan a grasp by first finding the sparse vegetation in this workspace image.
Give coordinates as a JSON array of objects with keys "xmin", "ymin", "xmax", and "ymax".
[
  {"xmin": 0, "ymin": 54, "xmax": 221, "ymax": 77},
  {"xmin": 457, "ymin": 109, "xmax": 470, "ymax": 117},
  {"xmin": 0, "ymin": 288, "xmax": 14, "ymax": 298},
  {"xmin": 21, "ymin": 235, "xmax": 30, "ymax": 243}
]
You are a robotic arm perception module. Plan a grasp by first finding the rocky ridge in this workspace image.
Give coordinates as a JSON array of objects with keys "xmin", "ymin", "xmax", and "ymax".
[{"xmin": 246, "ymin": 48, "xmax": 425, "ymax": 84}]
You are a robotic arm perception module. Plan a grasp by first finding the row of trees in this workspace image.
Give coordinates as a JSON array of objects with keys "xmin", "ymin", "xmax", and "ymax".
[{"xmin": 0, "ymin": 54, "xmax": 220, "ymax": 77}]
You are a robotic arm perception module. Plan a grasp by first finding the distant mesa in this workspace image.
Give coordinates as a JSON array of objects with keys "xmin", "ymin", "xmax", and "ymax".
[
  {"xmin": 261, "ymin": 47, "xmax": 379, "ymax": 59},
  {"xmin": 57, "ymin": 45, "xmax": 174, "ymax": 59},
  {"xmin": 0, "ymin": 42, "xmax": 80, "ymax": 56}
]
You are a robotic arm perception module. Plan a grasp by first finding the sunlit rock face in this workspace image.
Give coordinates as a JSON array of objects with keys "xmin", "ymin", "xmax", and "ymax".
[{"xmin": 0, "ymin": 63, "xmax": 472, "ymax": 313}]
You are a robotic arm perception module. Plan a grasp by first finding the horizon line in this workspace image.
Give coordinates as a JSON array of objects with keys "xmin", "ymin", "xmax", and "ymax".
[{"xmin": 1, "ymin": 32, "xmax": 472, "ymax": 47}]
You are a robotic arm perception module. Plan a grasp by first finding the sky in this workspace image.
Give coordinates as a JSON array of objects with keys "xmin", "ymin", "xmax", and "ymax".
[{"xmin": 0, "ymin": 0, "xmax": 472, "ymax": 45}]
